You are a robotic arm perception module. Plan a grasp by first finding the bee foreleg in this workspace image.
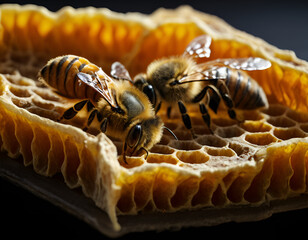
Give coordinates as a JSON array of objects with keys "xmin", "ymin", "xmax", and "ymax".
[
  {"xmin": 178, "ymin": 101, "xmax": 196, "ymax": 138},
  {"xmin": 192, "ymin": 85, "xmax": 211, "ymax": 103}
]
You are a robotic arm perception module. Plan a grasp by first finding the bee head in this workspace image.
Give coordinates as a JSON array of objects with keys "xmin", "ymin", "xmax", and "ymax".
[
  {"xmin": 123, "ymin": 116, "xmax": 163, "ymax": 163},
  {"xmin": 137, "ymin": 57, "xmax": 195, "ymax": 104},
  {"xmin": 134, "ymin": 74, "xmax": 158, "ymax": 109}
]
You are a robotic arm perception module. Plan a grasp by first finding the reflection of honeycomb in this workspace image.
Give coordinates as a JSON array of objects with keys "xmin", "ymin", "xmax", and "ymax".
[{"xmin": 0, "ymin": 5, "xmax": 308, "ymax": 231}]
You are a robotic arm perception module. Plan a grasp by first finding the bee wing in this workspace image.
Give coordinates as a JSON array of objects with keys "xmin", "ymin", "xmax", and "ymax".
[
  {"xmin": 182, "ymin": 34, "xmax": 212, "ymax": 59},
  {"xmin": 212, "ymin": 57, "xmax": 271, "ymax": 70},
  {"xmin": 77, "ymin": 71, "xmax": 118, "ymax": 109},
  {"xmin": 177, "ymin": 57, "xmax": 271, "ymax": 84},
  {"xmin": 110, "ymin": 61, "xmax": 133, "ymax": 83},
  {"xmin": 178, "ymin": 62, "xmax": 229, "ymax": 84}
]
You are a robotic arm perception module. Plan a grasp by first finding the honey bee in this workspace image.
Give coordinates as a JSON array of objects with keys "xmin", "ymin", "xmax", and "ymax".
[
  {"xmin": 117, "ymin": 35, "xmax": 271, "ymax": 136},
  {"xmin": 38, "ymin": 55, "xmax": 166, "ymax": 163}
]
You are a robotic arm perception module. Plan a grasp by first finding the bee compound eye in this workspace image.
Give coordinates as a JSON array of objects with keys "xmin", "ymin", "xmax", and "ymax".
[
  {"xmin": 143, "ymin": 84, "xmax": 156, "ymax": 106},
  {"xmin": 127, "ymin": 124, "xmax": 142, "ymax": 148},
  {"xmin": 134, "ymin": 75, "xmax": 146, "ymax": 89}
]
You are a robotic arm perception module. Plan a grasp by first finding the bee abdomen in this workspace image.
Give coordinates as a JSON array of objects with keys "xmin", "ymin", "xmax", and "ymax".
[
  {"xmin": 39, "ymin": 55, "xmax": 101, "ymax": 100},
  {"xmin": 224, "ymin": 69, "xmax": 268, "ymax": 110}
]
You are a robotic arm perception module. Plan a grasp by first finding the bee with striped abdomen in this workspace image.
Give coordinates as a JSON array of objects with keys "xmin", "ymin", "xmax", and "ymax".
[
  {"xmin": 125, "ymin": 34, "xmax": 271, "ymax": 136},
  {"xmin": 38, "ymin": 55, "xmax": 165, "ymax": 163}
]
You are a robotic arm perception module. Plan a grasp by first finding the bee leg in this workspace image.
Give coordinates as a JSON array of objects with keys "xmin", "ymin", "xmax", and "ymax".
[
  {"xmin": 83, "ymin": 109, "xmax": 103, "ymax": 132},
  {"xmin": 192, "ymin": 86, "xmax": 211, "ymax": 103},
  {"xmin": 167, "ymin": 106, "xmax": 172, "ymax": 119},
  {"xmin": 100, "ymin": 118, "xmax": 108, "ymax": 133},
  {"xmin": 178, "ymin": 101, "xmax": 196, "ymax": 138},
  {"xmin": 192, "ymin": 85, "xmax": 221, "ymax": 114},
  {"xmin": 81, "ymin": 101, "xmax": 102, "ymax": 132},
  {"xmin": 155, "ymin": 101, "xmax": 162, "ymax": 114},
  {"xmin": 59, "ymin": 108, "xmax": 77, "ymax": 121},
  {"xmin": 58, "ymin": 99, "xmax": 89, "ymax": 121},
  {"xmin": 199, "ymin": 103, "xmax": 214, "ymax": 134},
  {"xmin": 208, "ymin": 91, "xmax": 221, "ymax": 114},
  {"xmin": 216, "ymin": 80, "xmax": 238, "ymax": 121}
]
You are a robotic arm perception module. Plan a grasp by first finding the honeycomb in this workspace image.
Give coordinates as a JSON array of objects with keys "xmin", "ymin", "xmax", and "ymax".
[{"xmin": 0, "ymin": 4, "xmax": 308, "ymax": 231}]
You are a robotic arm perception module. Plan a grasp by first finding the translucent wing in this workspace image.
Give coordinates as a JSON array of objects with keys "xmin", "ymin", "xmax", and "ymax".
[
  {"xmin": 77, "ymin": 70, "xmax": 118, "ymax": 109},
  {"xmin": 178, "ymin": 62, "xmax": 229, "ymax": 84},
  {"xmin": 110, "ymin": 61, "xmax": 133, "ymax": 83},
  {"xmin": 177, "ymin": 57, "xmax": 271, "ymax": 84},
  {"xmin": 182, "ymin": 34, "xmax": 212, "ymax": 59},
  {"xmin": 211, "ymin": 57, "xmax": 271, "ymax": 71}
]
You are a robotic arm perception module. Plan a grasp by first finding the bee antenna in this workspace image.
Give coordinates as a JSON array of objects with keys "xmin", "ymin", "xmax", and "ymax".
[
  {"xmin": 140, "ymin": 147, "xmax": 149, "ymax": 159},
  {"xmin": 163, "ymin": 126, "xmax": 178, "ymax": 140}
]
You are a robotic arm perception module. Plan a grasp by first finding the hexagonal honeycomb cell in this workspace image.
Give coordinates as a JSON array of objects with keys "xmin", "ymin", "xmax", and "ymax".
[{"xmin": 0, "ymin": 4, "xmax": 308, "ymax": 231}]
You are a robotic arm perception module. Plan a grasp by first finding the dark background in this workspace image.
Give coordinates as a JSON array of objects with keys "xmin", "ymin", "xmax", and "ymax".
[{"xmin": 1, "ymin": 0, "xmax": 308, "ymax": 239}]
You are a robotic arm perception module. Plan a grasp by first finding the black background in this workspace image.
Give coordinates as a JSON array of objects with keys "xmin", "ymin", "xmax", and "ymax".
[{"xmin": 1, "ymin": 0, "xmax": 308, "ymax": 239}]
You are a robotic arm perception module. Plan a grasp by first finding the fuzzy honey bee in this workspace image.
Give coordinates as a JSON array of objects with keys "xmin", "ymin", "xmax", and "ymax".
[
  {"xmin": 114, "ymin": 35, "xmax": 271, "ymax": 136},
  {"xmin": 38, "ymin": 55, "xmax": 171, "ymax": 163}
]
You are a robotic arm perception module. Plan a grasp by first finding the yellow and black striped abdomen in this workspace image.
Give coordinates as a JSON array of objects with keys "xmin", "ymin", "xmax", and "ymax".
[
  {"xmin": 224, "ymin": 68, "xmax": 268, "ymax": 110},
  {"xmin": 39, "ymin": 55, "xmax": 101, "ymax": 101}
]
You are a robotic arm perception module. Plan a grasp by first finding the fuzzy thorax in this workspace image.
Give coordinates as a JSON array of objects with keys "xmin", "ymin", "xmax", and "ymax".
[{"xmin": 146, "ymin": 56, "xmax": 201, "ymax": 104}]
